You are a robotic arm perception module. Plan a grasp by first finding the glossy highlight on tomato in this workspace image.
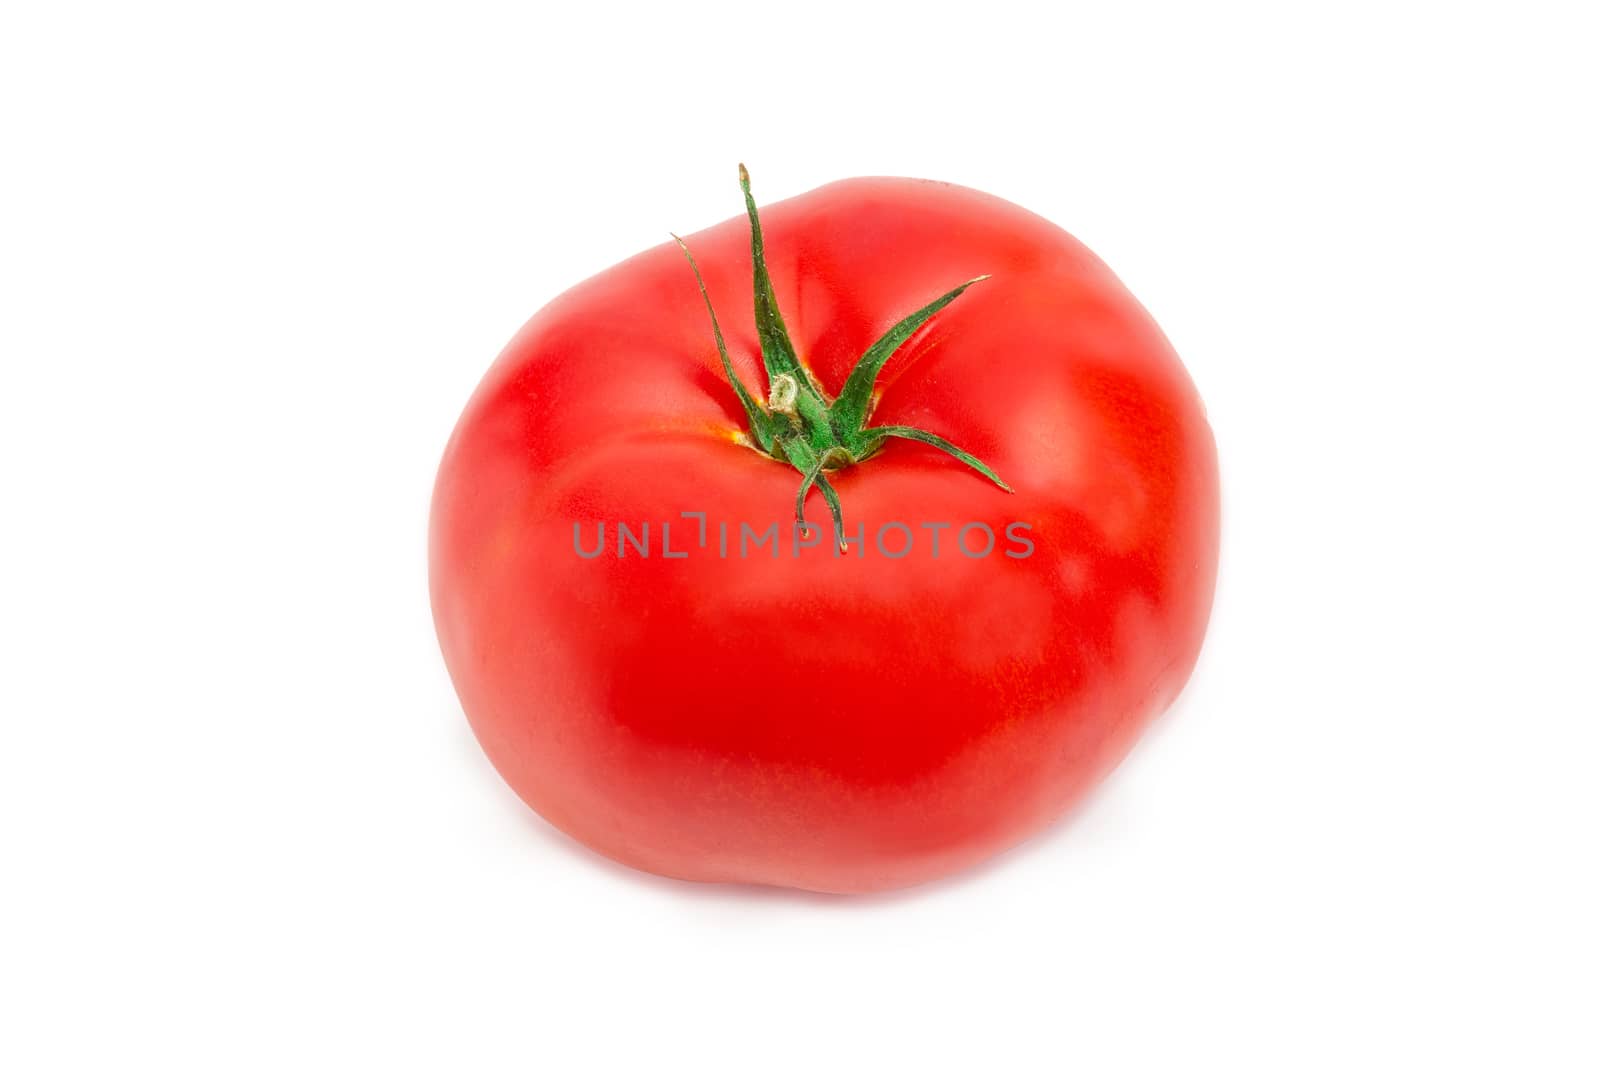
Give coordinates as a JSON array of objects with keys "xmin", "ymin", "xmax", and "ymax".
[{"xmin": 430, "ymin": 168, "xmax": 1219, "ymax": 893}]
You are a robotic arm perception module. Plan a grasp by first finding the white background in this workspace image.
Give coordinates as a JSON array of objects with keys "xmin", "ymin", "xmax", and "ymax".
[{"xmin": 3, "ymin": 2, "xmax": 1596, "ymax": 1066}]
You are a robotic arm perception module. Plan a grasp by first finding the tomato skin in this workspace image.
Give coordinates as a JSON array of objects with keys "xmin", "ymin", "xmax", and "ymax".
[{"xmin": 430, "ymin": 177, "xmax": 1219, "ymax": 893}]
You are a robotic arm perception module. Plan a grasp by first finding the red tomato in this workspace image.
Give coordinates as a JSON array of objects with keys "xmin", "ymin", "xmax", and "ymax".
[{"xmin": 430, "ymin": 169, "xmax": 1219, "ymax": 893}]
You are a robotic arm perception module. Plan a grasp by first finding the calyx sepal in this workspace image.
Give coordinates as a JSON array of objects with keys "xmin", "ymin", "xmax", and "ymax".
[{"xmin": 674, "ymin": 165, "xmax": 1012, "ymax": 547}]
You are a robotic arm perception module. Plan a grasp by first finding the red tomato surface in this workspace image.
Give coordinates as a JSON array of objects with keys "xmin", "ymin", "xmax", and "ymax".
[{"xmin": 430, "ymin": 176, "xmax": 1219, "ymax": 893}]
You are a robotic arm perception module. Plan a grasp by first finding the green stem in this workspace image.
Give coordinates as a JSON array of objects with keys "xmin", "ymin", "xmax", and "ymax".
[
  {"xmin": 829, "ymin": 275, "xmax": 990, "ymax": 435},
  {"xmin": 858, "ymin": 425, "xmax": 1012, "ymax": 492},
  {"xmin": 739, "ymin": 164, "xmax": 804, "ymax": 386},
  {"xmin": 677, "ymin": 165, "xmax": 1014, "ymax": 552},
  {"xmin": 672, "ymin": 234, "xmax": 775, "ymax": 451}
]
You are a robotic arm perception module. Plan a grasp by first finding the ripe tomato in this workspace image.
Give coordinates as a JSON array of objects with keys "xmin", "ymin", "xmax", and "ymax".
[{"xmin": 430, "ymin": 168, "xmax": 1219, "ymax": 893}]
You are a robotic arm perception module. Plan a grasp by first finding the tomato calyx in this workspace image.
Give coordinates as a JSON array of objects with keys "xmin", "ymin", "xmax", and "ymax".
[{"xmin": 673, "ymin": 165, "xmax": 1011, "ymax": 550}]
